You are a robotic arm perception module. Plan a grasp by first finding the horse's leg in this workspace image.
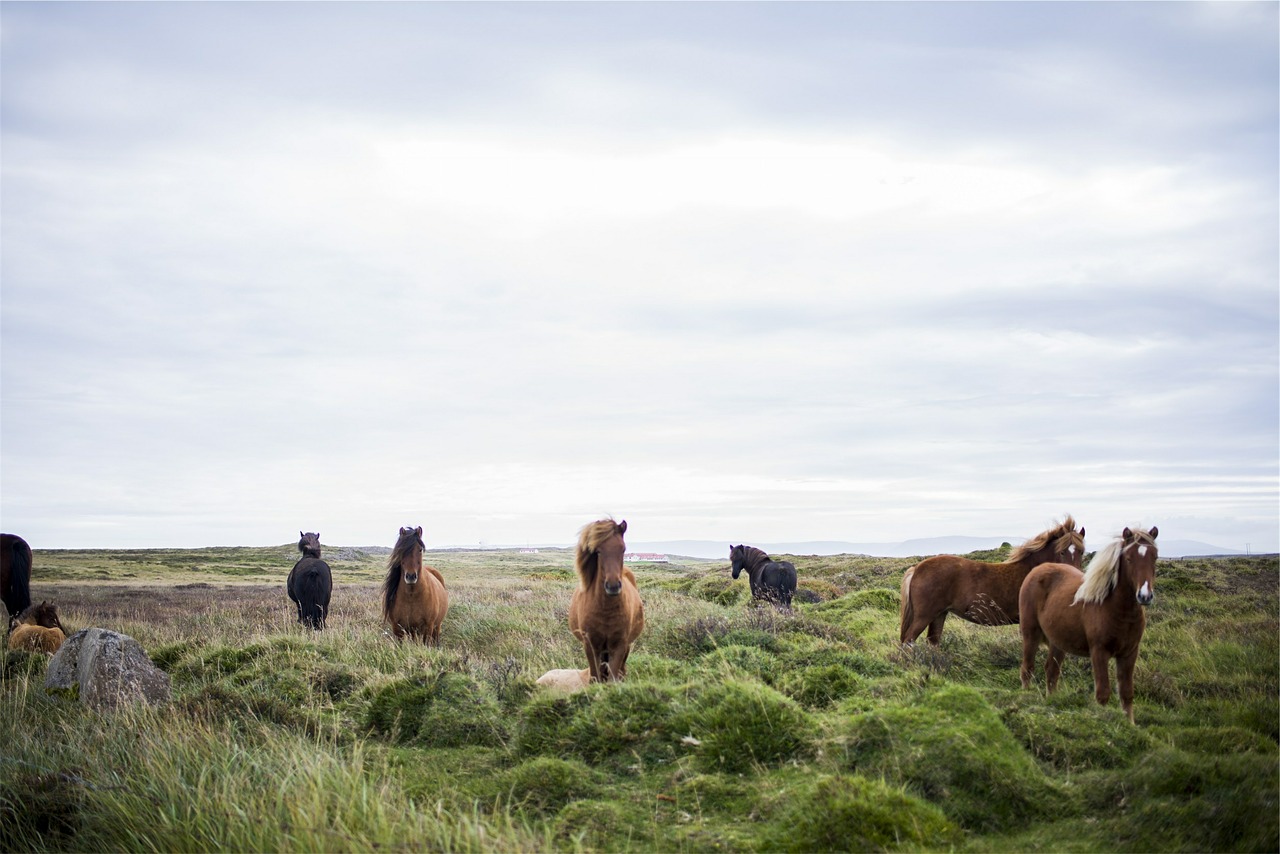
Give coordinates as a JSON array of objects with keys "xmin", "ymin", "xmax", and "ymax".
[
  {"xmin": 1019, "ymin": 622, "xmax": 1041, "ymax": 689},
  {"xmin": 925, "ymin": 612, "xmax": 947, "ymax": 646},
  {"xmin": 1116, "ymin": 651, "xmax": 1138, "ymax": 724},
  {"xmin": 1090, "ymin": 646, "xmax": 1113, "ymax": 708},
  {"xmin": 581, "ymin": 638, "xmax": 603, "ymax": 682},
  {"xmin": 1045, "ymin": 646, "xmax": 1066, "ymax": 694},
  {"xmin": 612, "ymin": 644, "xmax": 631, "ymax": 682}
]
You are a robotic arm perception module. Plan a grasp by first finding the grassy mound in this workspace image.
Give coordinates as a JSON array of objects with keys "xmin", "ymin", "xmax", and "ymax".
[{"xmin": 843, "ymin": 682, "xmax": 1064, "ymax": 832}]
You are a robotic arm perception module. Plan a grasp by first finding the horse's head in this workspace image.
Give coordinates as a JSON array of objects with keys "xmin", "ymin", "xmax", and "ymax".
[
  {"xmin": 12, "ymin": 600, "xmax": 64, "ymax": 633},
  {"xmin": 1055, "ymin": 522, "xmax": 1086, "ymax": 568},
  {"xmin": 1013, "ymin": 516, "xmax": 1086, "ymax": 568},
  {"xmin": 395, "ymin": 526, "xmax": 425, "ymax": 585},
  {"xmin": 298, "ymin": 531, "xmax": 322, "ymax": 558},
  {"xmin": 1121, "ymin": 526, "xmax": 1158, "ymax": 606},
  {"xmin": 598, "ymin": 520, "xmax": 628, "ymax": 596},
  {"xmin": 729, "ymin": 545, "xmax": 745, "ymax": 578}
]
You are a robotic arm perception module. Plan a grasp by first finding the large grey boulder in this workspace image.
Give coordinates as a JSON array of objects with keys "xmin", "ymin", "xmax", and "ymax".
[{"xmin": 46, "ymin": 628, "xmax": 171, "ymax": 710}]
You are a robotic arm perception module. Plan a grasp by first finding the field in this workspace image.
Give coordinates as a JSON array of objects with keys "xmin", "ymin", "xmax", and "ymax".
[{"xmin": 2, "ymin": 544, "xmax": 1276, "ymax": 852}]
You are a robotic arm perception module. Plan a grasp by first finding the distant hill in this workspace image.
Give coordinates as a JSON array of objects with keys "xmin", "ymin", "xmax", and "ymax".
[{"xmin": 626, "ymin": 537, "xmax": 1243, "ymax": 561}]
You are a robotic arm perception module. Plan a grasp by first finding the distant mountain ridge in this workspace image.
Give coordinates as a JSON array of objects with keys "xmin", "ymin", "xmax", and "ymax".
[{"xmin": 622, "ymin": 537, "xmax": 1242, "ymax": 561}]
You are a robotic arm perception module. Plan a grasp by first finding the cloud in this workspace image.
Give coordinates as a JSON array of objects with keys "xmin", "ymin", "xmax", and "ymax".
[{"xmin": 2, "ymin": 3, "xmax": 1275, "ymax": 551}]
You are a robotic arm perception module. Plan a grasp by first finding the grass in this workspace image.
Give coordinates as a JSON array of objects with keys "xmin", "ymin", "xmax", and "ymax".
[{"xmin": 1, "ymin": 546, "xmax": 1276, "ymax": 852}]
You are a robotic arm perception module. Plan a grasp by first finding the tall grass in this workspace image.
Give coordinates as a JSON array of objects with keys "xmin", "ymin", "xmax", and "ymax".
[{"xmin": 2, "ymin": 549, "xmax": 1276, "ymax": 851}]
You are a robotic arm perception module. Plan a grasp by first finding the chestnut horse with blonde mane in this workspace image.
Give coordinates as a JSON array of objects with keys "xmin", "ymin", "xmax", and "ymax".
[
  {"xmin": 900, "ymin": 516, "xmax": 1085, "ymax": 645},
  {"xmin": 568, "ymin": 518, "xmax": 645, "ymax": 682},
  {"xmin": 1020, "ymin": 526, "xmax": 1158, "ymax": 723},
  {"xmin": 382, "ymin": 526, "xmax": 449, "ymax": 643}
]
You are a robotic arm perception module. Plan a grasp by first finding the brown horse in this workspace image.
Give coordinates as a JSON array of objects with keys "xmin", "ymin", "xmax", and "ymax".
[
  {"xmin": 381, "ymin": 526, "xmax": 448, "ymax": 643},
  {"xmin": 7, "ymin": 600, "xmax": 67, "ymax": 654},
  {"xmin": 568, "ymin": 518, "xmax": 645, "ymax": 682},
  {"xmin": 1, "ymin": 533, "xmax": 33, "ymax": 618},
  {"xmin": 900, "ymin": 516, "xmax": 1085, "ymax": 645},
  {"xmin": 1019, "ymin": 526, "xmax": 1158, "ymax": 723}
]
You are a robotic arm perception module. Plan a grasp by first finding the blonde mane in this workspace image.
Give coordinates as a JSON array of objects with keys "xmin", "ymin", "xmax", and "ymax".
[
  {"xmin": 1007, "ymin": 515, "xmax": 1082, "ymax": 564},
  {"xmin": 1074, "ymin": 526, "xmax": 1157, "ymax": 605},
  {"xmin": 575, "ymin": 518, "xmax": 625, "ymax": 588}
]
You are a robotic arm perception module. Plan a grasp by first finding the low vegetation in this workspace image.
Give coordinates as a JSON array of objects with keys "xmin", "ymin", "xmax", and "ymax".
[{"xmin": 2, "ymin": 545, "xmax": 1276, "ymax": 851}]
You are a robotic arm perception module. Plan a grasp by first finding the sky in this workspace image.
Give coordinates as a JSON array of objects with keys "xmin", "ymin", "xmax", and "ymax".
[{"xmin": 1, "ymin": 2, "xmax": 1277, "ymax": 553}]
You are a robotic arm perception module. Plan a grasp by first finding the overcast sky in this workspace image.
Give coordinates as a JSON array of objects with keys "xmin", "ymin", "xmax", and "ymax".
[{"xmin": 2, "ymin": 2, "xmax": 1276, "ymax": 553}]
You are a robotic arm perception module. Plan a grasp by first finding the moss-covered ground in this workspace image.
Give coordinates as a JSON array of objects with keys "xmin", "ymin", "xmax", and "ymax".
[{"xmin": 1, "ymin": 545, "xmax": 1275, "ymax": 851}]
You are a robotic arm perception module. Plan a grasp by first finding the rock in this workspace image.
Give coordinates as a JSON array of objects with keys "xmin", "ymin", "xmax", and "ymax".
[
  {"xmin": 535, "ymin": 668, "xmax": 590, "ymax": 694},
  {"xmin": 46, "ymin": 628, "xmax": 171, "ymax": 710}
]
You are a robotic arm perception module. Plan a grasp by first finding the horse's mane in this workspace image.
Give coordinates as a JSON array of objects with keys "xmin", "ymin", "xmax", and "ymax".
[
  {"xmin": 1008, "ymin": 515, "xmax": 1082, "ymax": 564},
  {"xmin": 298, "ymin": 532, "xmax": 322, "ymax": 559},
  {"xmin": 1074, "ymin": 526, "xmax": 1157, "ymax": 605},
  {"xmin": 736, "ymin": 545, "xmax": 771, "ymax": 570},
  {"xmin": 576, "ymin": 518, "xmax": 624, "ymax": 588},
  {"xmin": 382, "ymin": 528, "xmax": 423, "ymax": 619}
]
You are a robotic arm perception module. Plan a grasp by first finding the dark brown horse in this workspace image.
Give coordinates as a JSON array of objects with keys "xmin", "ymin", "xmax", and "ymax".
[
  {"xmin": 899, "ymin": 516, "xmax": 1085, "ymax": 645},
  {"xmin": 1020, "ymin": 526, "xmax": 1158, "ymax": 723},
  {"xmin": 730, "ymin": 545, "xmax": 797, "ymax": 607},
  {"xmin": 286, "ymin": 532, "xmax": 333, "ymax": 630},
  {"xmin": 1, "ymin": 533, "xmax": 33, "ymax": 618},
  {"xmin": 381, "ymin": 526, "xmax": 448, "ymax": 643},
  {"xmin": 568, "ymin": 518, "xmax": 645, "ymax": 682},
  {"xmin": 7, "ymin": 600, "xmax": 68, "ymax": 654}
]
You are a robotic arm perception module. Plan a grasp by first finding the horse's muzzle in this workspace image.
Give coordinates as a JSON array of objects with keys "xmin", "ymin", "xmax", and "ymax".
[
  {"xmin": 1136, "ymin": 581, "xmax": 1153, "ymax": 606},
  {"xmin": 603, "ymin": 580, "xmax": 623, "ymax": 596},
  {"xmin": 404, "ymin": 572, "xmax": 419, "ymax": 585}
]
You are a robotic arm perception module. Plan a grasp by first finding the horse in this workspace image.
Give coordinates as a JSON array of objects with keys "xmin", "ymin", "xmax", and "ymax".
[
  {"xmin": 381, "ymin": 526, "xmax": 448, "ymax": 643},
  {"xmin": 1019, "ymin": 526, "xmax": 1158, "ymax": 724},
  {"xmin": 286, "ymin": 531, "xmax": 333, "ymax": 629},
  {"xmin": 899, "ymin": 516, "xmax": 1085, "ymax": 646},
  {"xmin": 7, "ymin": 600, "xmax": 67, "ymax": 654},
  {"xmin": 1, "ymin": 533, "xmax": 33, "ymax": 618},
  {"xmin": 729, "ymin": 544, "xmax": 798, "ymax": 607},
  {"xmin": 568, "ymin": 518, "xmax": 645, "ymax": 682}
]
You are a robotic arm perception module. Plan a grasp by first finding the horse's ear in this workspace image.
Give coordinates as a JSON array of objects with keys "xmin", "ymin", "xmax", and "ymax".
[
  {"xmin": 618, "ymin": 520, "xmax": 627, "ymax": 536},
  {"xmin": 414, "ymin": 526, "xmax": 423, "ymax": 537},
  {"xmin": 1078, "ymin": 527, "xmax": 1085, "ymax": 538},
  {"xmin": 1148, "ymin": 526, "xmax": 1158, "ymax": 539},
  {"xmin": 1122, "ymin": 527, "xmax": 1134, "ymax": 543},
  {"xmin": 300, "ymin": 531, "xmax": 305, "ymax": 538}
]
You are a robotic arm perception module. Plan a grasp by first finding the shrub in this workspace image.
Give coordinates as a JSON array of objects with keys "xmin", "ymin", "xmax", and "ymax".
[
  {"xmin": 516, "ymin": 682, "xmax": 685, "ymax": 767},
  {"xmin": 843, "ymin": 682, "xmax": 1063, "ymax": 832},
  {"xmin": 365, "ymin": 672, "xmax": 507, "ymax": 748},
  {"xmin": 497, "ymin": 757, "xmax": 599, "ymax": 813},
  {"xmin": 761, "ymin": 774, "xmax": 960, "ymax": 852},
  {"xmin": 1002, "ymin": 698, "xmax": 1157, "ymax": 771},
  {"xmin": 778, "ymin": 664, "xmax": 864, "ymax": 709},
  {"xmin": 681, "ymin": 679, "xmax": 815, "ymax": 773}
]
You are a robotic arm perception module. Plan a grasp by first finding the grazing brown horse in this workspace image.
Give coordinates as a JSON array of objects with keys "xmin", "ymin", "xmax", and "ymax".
[
  {"xmin": 287, "ymin": 531, "xmax": 333, "ymax": 629},
  {"xmin": 900, "ymin": 516, "xmax": 1085, "ymax": 645},
  {"xmin": 7, "ymin": 600, "xmax": 67, "ymax": 654},
  {"xmin": 381, "ymin": 526, "xmax": 448, "ymax": 643},
  {"xmin": 1, "ymin": 533, "xmax": 33, "ymax": 618},
  {"xmin": 1020, "ymin": 526, "xmax": 1158, "ymax": 723},
  {"xmin": 568, "ymin": 518, "xmax": 645, "ymax": 682}
]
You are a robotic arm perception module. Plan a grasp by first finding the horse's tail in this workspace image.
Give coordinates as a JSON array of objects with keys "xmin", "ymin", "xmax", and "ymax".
[
  {"xmin": 4, "ymin": 536, "xmax": 32, "ymax": 616},
  {"xmin": 295, "ymin": 561, "xmax": 332, "ymax": 630},
  {"xmin": 899, "ymin": 565, "xmax": 917, "ymax": 642}
]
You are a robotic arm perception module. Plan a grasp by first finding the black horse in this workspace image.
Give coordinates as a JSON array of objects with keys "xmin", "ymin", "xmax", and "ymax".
[
  {"xmin": 287, "ymin": 532, "xmax": 332, "ymax": 630},
  {"xmin": 730, "ymin": 544, "xmax": 798, "ymax": 608},
  {"xmin": 1, "ymin": 533, "xmax": 33, "ymax": 618}
]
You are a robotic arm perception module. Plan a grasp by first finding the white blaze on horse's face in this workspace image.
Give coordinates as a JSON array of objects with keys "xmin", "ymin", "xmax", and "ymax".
[{"xmin": 1137, "ymin": 580, "xmax": 1153, "ymax": 605}]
